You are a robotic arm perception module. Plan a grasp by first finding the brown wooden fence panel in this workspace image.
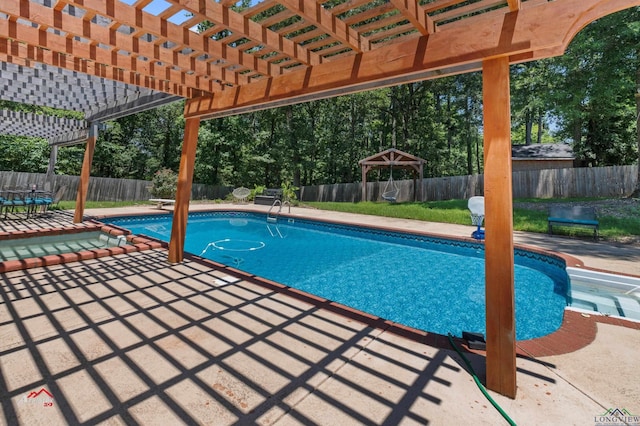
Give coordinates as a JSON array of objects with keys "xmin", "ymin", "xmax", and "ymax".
[
  {"xmin": 300, "ymin": 165, "xmax": 638, "ymax": 202},
  {"xmin": 0, "ymin": 171, "xmax": 228, "ymax": 202},
  {"xmin": 2, "ymin": 165, "xmax": 638, "ymax": 203}
]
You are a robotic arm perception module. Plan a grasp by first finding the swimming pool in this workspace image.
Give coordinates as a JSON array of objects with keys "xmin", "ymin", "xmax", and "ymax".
[
  {"xmin": 107, "ymin": 211, "xmax": 569, "ymax": 340},
  {"xmin": 0, "ymin": 231, "xmax": 128, "ymax": 262}
]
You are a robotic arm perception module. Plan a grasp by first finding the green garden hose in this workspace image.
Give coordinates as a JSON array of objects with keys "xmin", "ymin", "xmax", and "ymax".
[{"xmin": 447, "ymin": 333, "xmax": 517, "ymax": 426}]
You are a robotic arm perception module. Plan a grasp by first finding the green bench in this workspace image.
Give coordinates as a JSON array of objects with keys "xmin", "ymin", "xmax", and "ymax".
[{"xmin": 548, "ymin": 205, "xmax": 599, "ymax": 240}]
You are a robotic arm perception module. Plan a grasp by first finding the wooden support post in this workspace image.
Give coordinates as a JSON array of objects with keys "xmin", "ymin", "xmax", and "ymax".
[
  {"xmin": 168, "ymin": 115, "xmax": 201, "ymax": 263},
  {"xmin": 418, "ymin": 162, "xmax": 423, "ymax": 201},
  {"xmin": 361, "ymin": 167, "xmax": 367, "ymax": 202},
  {"xmin": 47, "ymin": 145, "xmax": 58, "ymax": 177},
  {"xmin": 482, "ymin": 57, "xmax": 516, "ymax": 398},
  {"xmin": 74, "ymin": 123, "xmax": 98, "ymax": 223},
  {"xmin": 412, "ymin": 175, "xmax": 417, "ymax": 202}
]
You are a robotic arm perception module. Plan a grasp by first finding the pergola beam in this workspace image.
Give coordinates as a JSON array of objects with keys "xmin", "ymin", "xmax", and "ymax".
[
  {"xmin": 388, "ymin": 0, "xmax": 435, "ymax": 35},
  {"xmin": 168, "ymin": 0, "xmax": 320, "ymax": 67},
  {"xmin": 184, "ymin": 0, "xmax": 637, "ymax": 120},
  {"xmin": 277, "ymin": 0, "xmax": 362, "ymax": 52},
  {"xmin": 54, "ymin": 0, "xmax": 268, "ymax": 83},
  {"xmin": 0, "ymin": 1, "xmax": 229, "ymax": 90},
  {"xmin": 0, "ymin": 41, "xmax": 196, "ymax": 98}
]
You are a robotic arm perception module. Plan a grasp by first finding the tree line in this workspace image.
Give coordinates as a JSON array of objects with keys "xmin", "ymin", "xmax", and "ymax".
[{"xmin": 1, "ymin": 8, "xmax": 638, "ymax": 192}]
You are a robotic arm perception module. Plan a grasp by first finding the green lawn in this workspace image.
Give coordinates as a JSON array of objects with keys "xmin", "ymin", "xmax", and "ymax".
[{"xmin": 303, "ymin": 199, "xmax": 640, "ymax": 241}]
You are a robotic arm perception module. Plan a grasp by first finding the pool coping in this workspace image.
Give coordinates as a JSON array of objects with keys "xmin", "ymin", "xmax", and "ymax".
[{"xmin": 94, "ymin": 207, "xmax": 640, "ymax": 359}]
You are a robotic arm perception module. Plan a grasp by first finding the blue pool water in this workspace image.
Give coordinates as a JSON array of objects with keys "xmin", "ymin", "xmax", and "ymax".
[{"xmin": 107, "ymin": 212, "xmax": 569, "ymax": 340}]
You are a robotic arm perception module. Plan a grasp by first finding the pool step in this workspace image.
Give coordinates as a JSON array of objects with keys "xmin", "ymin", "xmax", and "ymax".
[
  {"xmin": 570, "ymin": 290, "xmax": 640, "ymax": 320},
  {"xmin": 567, "ymin": 267, "xmax": 640, "ymax": 321},
  {"xmin": 615, "ymin": 295, "xmax": 640, "ymax": 319}
]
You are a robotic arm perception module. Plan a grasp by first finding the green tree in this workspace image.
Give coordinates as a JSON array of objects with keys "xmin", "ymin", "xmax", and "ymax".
[
  {"xmin": 0, "ymin": 135, "xmax": 50, "ymax": 172},
  {"xmin": 511, "ymin": 61, "xmax": 555, "ymax": 145},
  {"xmin": 549, "ymin": 8, "xmax": 639, "ymax": 167},
  {"xmin": 194, "ymin": 115, "xmax": 254, "ymax": 186}
]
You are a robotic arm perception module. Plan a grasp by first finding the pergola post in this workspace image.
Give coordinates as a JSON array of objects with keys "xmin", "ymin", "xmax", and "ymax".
[
  {"xmin": 46, "ymin": 145, "xmax": 58, "ymax": 177},
  {"xmin": 73, "ymin": 123, "xmax": 98, "ymax": 223},
  {"xmin": 168, "ymin": 115, "xmax": 201, "ymax": 263},
  {"xmin": 482, "ymin": 57, "xmax": 516, "ymax": 398}
]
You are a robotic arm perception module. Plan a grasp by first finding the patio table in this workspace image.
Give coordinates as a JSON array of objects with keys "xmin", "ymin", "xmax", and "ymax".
[{"xmin": 1, "ymin": 189, "xmax": 53, "ymax": 219}]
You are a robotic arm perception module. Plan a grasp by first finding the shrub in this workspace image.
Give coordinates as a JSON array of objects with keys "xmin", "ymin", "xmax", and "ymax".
[
  {"xmin": 149, "ymin": 168, "xmax": 178, "ymax": 199},
  {"xmin": 249, "ymin": 185, "xmax": 266, "ymax": 201},
  {"xmin": 281, "ymin": 182, "xmax": 299, "ymax": 202}
]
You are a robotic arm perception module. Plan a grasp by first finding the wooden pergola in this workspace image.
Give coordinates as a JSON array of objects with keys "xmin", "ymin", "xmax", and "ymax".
[
  {"xmin": 1, "ymin": 0, "xmax": 638, "ymax": 398},
  {"xmin": 0, "ymin": 60, "xmax": 182, "ymax": 212},
  {"xmin": 359, "ymin": 148, "xmax": 425, "ymax": 202}
]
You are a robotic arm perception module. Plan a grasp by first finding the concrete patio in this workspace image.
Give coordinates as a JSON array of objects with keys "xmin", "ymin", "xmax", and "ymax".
[{"xmin": 1, "ymin": 204, "xmax": 638, "ymax": 425}]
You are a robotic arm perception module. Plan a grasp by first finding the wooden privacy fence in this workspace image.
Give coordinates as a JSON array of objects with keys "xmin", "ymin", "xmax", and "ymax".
[
  {"xmin": 1, "ymin": 165, "xmax": 637, "ymax": 203},
  {"xmin": 0, "ymin": 171, "xmax": 229, "ymax": 202},
  {"xmin": 299, "ymin": 165, "xmax": 639, "ymax": 202}
]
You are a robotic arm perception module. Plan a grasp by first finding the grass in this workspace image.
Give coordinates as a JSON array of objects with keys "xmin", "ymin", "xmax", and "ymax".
[
  {"xmin": 511, "ymin": 206, "xmax": 548, "ymax": 233},
  {"xmin": 599, "ymin": 216, "xmax": 640, "ymax": 239},
  {"xmin": 304, "ymin": 199, "xmax": 640, "ymax": 240},
  {"xmin": 303, "ymin": 200, "xmax": 473, "ymax": 224}
]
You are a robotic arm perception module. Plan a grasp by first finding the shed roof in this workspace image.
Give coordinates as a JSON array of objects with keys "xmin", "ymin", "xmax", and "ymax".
[{"xmin": 511, "ymin": 143, "xmax": 575, "ymax": 160}]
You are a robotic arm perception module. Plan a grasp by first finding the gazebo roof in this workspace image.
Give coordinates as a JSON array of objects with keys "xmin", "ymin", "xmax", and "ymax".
[
  {"xmin": 359, "ymin": 148, "xmax": 425, "ymax": 168},
  {"xmin": 511, "ymin": 143, "xmax": 575, "ymax": 160}
]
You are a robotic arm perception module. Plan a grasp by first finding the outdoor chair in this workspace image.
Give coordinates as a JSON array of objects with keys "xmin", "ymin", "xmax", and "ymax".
[
  {"xmin": 0, "ymin": 191, "xmax": 6, "ymax": 217},
  {"xmin": 381, "ymin": 166, "xmax": 400, "ymax": 202},
  {"xmin": 2, "ymin": 190, "xmax": 28, "ymax": 219},
  {"xmin": 468, "ymin": 196, "xmax": 485, "ymax": 240},
  {"xmin": 49, "ymin": 186, "xmax": 67, "ymax": 210},
  {"xmin": 232, "ymin": 187, "xmax": 251, "ymax": 203},
  {"xmin": 26, "ymin": 190, "xmax": 55, "ymax": 217}
]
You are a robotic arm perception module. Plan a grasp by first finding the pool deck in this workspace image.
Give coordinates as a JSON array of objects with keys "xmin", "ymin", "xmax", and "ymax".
[{"xmin": 1, "ymin": 204, "xmax": 639, "ymax": 425}]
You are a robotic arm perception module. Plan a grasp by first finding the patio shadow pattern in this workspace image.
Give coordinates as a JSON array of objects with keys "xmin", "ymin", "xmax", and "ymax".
[{"xmin": 1, "ymin": 249, "xmax": 505, "ymax": 425}]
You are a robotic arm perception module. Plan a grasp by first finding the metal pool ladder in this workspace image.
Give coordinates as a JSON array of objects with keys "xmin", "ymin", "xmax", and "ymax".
[{"xmin": 267, "ymin": 199, "xmax": 290, "ymax": 237}]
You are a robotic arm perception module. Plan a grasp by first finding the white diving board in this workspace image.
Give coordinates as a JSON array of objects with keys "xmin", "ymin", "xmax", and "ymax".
[{"xmin": 149, "ymin": 199, "xmax": 176, "ymax": 209}]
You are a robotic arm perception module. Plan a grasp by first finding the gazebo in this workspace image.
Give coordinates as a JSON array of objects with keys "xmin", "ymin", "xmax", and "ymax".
[
  {"xmin": 359, "ymin": 148, "xmax": 425, "ymax": 202},
  {"xmin": 1, "ymin": 0, "xmax": 637, "ymax": 399}
]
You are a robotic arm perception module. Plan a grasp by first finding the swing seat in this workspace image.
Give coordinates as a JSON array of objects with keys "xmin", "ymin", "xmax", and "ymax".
[
  {"xmin": 381, "ymin": 174, "xmax": 399, "ymax": 202},
  {"xmin": 382, "ymin": 189, "xmax": 399, "ymax": 202}
]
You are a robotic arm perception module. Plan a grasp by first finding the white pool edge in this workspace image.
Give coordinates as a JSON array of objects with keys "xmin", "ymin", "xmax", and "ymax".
[{"xmin": 567, "ymin": 266, "xmax": 640, "ymax": 294}]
